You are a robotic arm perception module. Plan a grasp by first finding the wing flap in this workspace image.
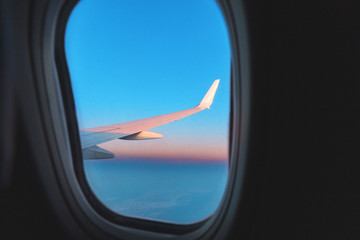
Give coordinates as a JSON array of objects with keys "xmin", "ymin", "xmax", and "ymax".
[{"xmin": 82, "ymin": 145, "xmax": 115, "ymax": 159}]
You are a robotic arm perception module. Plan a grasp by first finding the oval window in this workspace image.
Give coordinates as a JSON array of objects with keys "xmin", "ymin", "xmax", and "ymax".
[{"xmin": 65, "ymin": 0, "xmax": 231, "ymax": 224}]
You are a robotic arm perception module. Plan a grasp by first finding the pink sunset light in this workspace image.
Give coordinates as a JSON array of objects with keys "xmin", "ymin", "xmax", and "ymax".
[{"xmin": 98, "ymin": 137, "xmax": 228, "ymax": 162}]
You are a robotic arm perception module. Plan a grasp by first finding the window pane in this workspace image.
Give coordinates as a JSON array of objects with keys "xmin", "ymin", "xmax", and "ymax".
[{"xmin": 65, "ymin": 0, "xmax": 230, "ymax": 224}]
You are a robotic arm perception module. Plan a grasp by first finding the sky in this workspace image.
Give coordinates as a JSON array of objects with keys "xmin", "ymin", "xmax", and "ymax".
[{"xmin": 65, "ymin": 0, "xmax": 231, "ymax": 161}]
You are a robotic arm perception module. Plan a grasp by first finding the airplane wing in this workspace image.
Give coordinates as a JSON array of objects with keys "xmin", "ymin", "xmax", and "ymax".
[{"xmin": 80, "ymin": 79, "xmax": 220, "ymax": 159}]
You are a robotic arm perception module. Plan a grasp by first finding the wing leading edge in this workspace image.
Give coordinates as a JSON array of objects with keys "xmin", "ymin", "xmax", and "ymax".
[{"xmin": 80, "ymin": 79, "xmax": 220, "ymax": 159}]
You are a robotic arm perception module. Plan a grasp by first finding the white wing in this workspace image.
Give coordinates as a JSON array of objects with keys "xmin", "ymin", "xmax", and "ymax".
[{"xmin": 80, "ymin": 79, "xmax": 220, "ymax": 159}]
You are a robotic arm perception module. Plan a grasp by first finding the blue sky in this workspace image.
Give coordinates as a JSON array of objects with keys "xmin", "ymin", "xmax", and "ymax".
[{"xmin": 65, "ymin": 0, "xmax": 231, "ymax": 161}]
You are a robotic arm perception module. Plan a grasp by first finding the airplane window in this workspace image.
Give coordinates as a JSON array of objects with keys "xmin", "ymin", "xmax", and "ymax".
[{"xmin": 65, "ymin": 0, "xmax": 230, "ymax": 224}]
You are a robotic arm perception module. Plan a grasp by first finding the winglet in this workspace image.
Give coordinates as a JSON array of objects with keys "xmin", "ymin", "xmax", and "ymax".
[{"xmin": 198, "ymin": 79, "xmax": 220, "ymax": 109}]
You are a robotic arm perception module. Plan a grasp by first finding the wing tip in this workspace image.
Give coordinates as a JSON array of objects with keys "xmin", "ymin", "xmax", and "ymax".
[{"xmin": 198, "ymin": 79, "xmax": 220, "ymax": 109}]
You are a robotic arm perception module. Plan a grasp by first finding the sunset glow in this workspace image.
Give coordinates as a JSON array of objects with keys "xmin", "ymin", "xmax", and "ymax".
[{"xmin": 98, "ymin": 137, "xmax": 228, "ymax": 161}]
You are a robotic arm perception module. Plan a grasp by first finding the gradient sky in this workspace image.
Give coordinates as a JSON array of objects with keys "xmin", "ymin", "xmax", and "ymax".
[{"xmin": 65, "ymin": 0, "xmax": 231, "ymax": 161}]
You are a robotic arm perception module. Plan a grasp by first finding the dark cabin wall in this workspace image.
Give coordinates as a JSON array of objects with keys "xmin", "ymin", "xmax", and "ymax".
[
  {"xmin": 0, "ymin": 1, "xmax": 69, "ymax": 239},
  {"xmin": 229, "ymin": 0, "xmax": 360, "ymax": 239}
]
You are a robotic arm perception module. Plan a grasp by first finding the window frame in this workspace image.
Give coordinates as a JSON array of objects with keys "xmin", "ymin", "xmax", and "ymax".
[{"xmin": 30, "ymin": 0, "xmax": 250, "ymax": 238}]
